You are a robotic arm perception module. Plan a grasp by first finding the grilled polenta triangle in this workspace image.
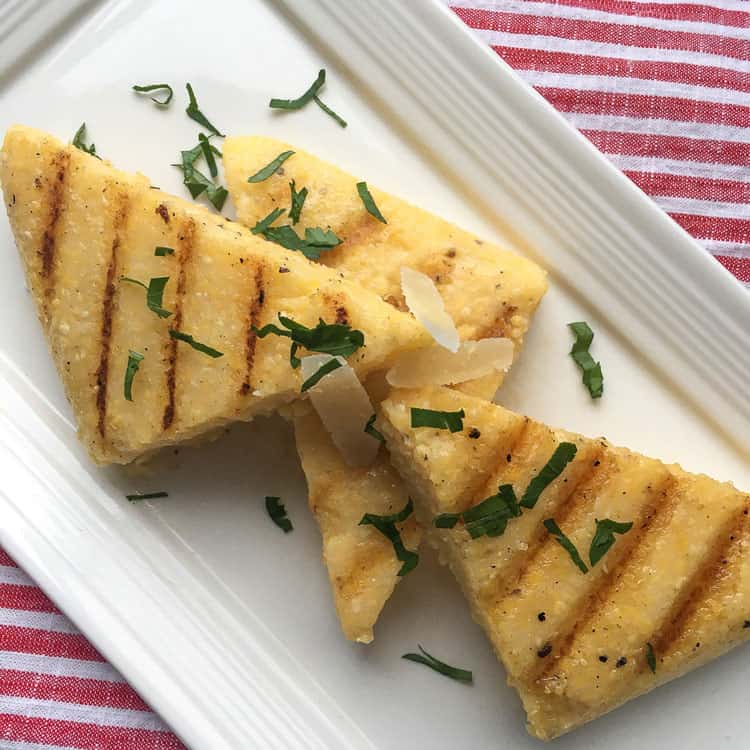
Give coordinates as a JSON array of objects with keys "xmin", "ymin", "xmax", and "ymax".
[
  {"xmin": 224, "ymin": 136, "xmax": 547, "ymax": 642},
  {"xmin": 379, "ymin": 386, "xmax": 750, "ymax": 740},
  {"xmin": 0, "ymin": 126, "xmax": 431, "ymax": 465}
]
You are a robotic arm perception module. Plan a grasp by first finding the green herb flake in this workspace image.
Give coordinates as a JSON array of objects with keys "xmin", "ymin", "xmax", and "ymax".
[
  {"xmin": 312, "ymin": 95, "xmax": 348, "ymax": 128},
  {"xmin": 364, "ymin": 414, "xmax": 385, "ymax": 443},
  {"xmin": 256, "ymin": 221, "xmax": 341, "ymax": 260},
  {"xmin": 589, "ymin": 517, "xmax": 633, "ymax": 567},
  {"xmin": 185, "ymin": 82, "xmax": 224, "ymax": 137},
  {"xmin": 169, "ymin": 329, "xmax": 223, "ymax": 358},
  {"xmin": 198, "ymin": 133, "xmax": 219, "ymax": 178},
  {"xmin": 155, "ymin": 246, "xmax": 174, "ymax": 256},
  {"xmin": 247, "ymin": 150, "xmax": 295, "ymax": 183},
  {"xmin": 288, "ymin": 180, "xmax": 308, "ymax": 224},
  {"xmin": 252, "ymin": 207, "xmax": 286, "ymax": 235},
  {"xmin": 544, "ymin": 518, "xmax": 588, "ymax": 574},
  {"xmin": 269, "ymin": 69, "xmax": 326, "ymax": 110},
  {"xmin": 434, "ymin": 484, "xmax": 521, "ymax": 539},
  {"xmin": 402, "ymin": 645, "xmax": 473, "ymax": 683},
  {"xmin": 71, "ymin": 123, "xmax": 100, "ymax": 159},
  {"xmin": 126, "ymin": 491, "xmax": 168, "ymax": 502},
  {"xmin": 646, "ymin": 642, "xmax": 657, "ymax": 674},
  {"xmin": 123, "ymin": 350, "xmax": 144, "ymax": 401},
  {"xmin": 120, "ymin": 276, "xmax": 172, "ymax": 319},
  {"xmin": 265, "ymin": 496, "xmax": 292, "ymax": 532},
  {"xmin": 359, "ymin": 499, "xmax": 418, "ymax": 576},
  {"xmin": 520, "ymin": 442, "xmax": 578, "ymax": 509},
  {"xmin": 254, "ymin": 315, "xmax": 364, "ymax": 368},
  {"xmin": 301, "ymin": 357, "xmax": 342, "ymax": 392},
  {"xmin": 173, "ymin": 140, "xmax": 228, "ymax": 211},
  {"xmin": 132, "ymin": 83, "xmax": 173, "ymax": 106},
  {"xmin": 569, "ymin": 321, "xmax": 604, "ymax": 399},
  {"xmin": 356, "ymin": 181, "xmax": 387, "ymax": 223},
  {"xmin": 410, "ymin": 407, "xmax": 465, "ymax": 433}
]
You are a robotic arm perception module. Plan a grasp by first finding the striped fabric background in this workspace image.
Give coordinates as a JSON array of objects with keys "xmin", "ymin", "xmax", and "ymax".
[
  {"xmin": 1, "ymin": 1, "xmax": 748, "ymax": 747},
  {"xmin": 453, "ymin": 0, "xmax": 750, "ymax": 285}
]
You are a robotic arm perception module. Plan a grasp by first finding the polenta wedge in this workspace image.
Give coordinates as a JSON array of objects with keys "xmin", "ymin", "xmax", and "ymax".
[
  {"xmin": 379, "ymin": 386, "xmax": 750, "ymax": 740},
  {"xmin": 294, "ymin": 411, "xmax": 420, "ymax": 643},
  {"xmin": 0, "ymin": 126, "xmax": 432, "ymax": 464},
  {"xmin": 224, "ymin": 136, "xmax": 547, "ymax": 642}
]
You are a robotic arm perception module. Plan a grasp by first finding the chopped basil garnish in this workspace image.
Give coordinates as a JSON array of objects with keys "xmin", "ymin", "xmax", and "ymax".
[
  {"xmin": 589, "ymin": 517, "xmax": 633, "ymax": 567},
  {"xmin": 168, "ymin": 329, "xmax": 223, "ymax": 358},
  {"xmin": 356, "ymin": 181, "xmax": 387, "ymax": 223},
  {"xmin": 359, "ymin": 498, "xmax": 418, "ymax": 576},
  {"xmin": 252, "ymin": 207, "xmax": 286, "ymax": 235},
  {"xmin": 269, "ymin": 69, "xmax": 347, "ymax": 127},
  {"xmin": 185, "ymin": 82, "xmax": 224, "ymax": 137},
  {"xmin": 198, "ymin": 133, "xmax": 219, "ymax": 178},
  {"xmin": 569, "ymin": 321, "xmax": 603, "ymax": 399},
  {"xmin": 132, "ymin": 83, "xmax": 173, "ymax": 106},
  {"xmin": 123, "ymin": 350, "xmax": 144, "ymax": 401},
  {"xmin": 646, "ymin": 642, "xmax": 656, "ymax": 674},
  {"xmin": 120, "ymin": 276, "xmax": 172, "ymax": 319},
  {"xmin": 253, "ymin": 315, "xmax": 364, "ymax": 368},
  {"xmin": 364, "ymin": 414, "xmax": 385, "ymax": 442},
  {"xmin": 126, "ymin": 491, "xmax": 168, "ymax": 502},
  {"xmin": 402, "ymin": 645, "xmax": 473, "ymax": 683},
  {"xmin": 411, "ymin": 407, "xmax": 465, "ymax": 433},
  {"xmin": 155, "ymin": 246, "xmax": 174, "ymax": 256},
  {"xmin": 312, "ymin": 95, "xmax": 347, "ymax": 128},
  {"xmin": 173, "ymin": 139, "xmax": 227, "ymax": 211},
  {"xmin": 300, "ymin": 357, "xmax": 342, "ymax": 392},
  {"xmin": 247, "ymin": 151, "xmax": 295, "ymax": 183},
  {"xmin": 269, "ymin": 69, "xmax": 325, "ymax": 110},
  {"xmin": 288, "ymin": 180, "xmax": 308, "ymax": 224},
  {"xmin": 434, "ymin": 444, "xmax": 578, "ymax": 543},
  {"xmin": 265, "ymin": 496, "xmax": 292, "ymax": 532},
  {"xmin": 434, "ymin": 484, "xmax": 521, "ymax": 539},
  {"xmin": 258, "ymin": 223, "xmax": 342, "ymax": 260},
  {"xmin": 71, "ymin": 123, "xmax": 100, "ymax": 159},
  {"xmin": 544, "ymin": 518, "xmax": 588, "ymax": 574},
  {"xmin": 520, "ymin": 442, "xmax": 578, "ymax": 509}
]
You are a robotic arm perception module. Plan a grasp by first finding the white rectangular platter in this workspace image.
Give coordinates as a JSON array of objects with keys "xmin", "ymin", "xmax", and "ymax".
[{"xmin": 1, "ymin": 1, "xmax": 748, "ymax": 748}]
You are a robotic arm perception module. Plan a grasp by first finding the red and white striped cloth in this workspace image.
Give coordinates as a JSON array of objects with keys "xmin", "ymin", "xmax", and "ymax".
[{"xmin": 1, "ymin": 2, "xmax": 748, "ymax": 748}]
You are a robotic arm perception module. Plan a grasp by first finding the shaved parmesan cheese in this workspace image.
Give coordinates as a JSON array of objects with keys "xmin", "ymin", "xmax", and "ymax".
[
  {"xmin": 386, "ymin": 338, "xmax": 514, "ymax": 388},
  {"xmin": 301, "ymin": 354, "xmax": 379, "ymax": 467},
  {"xmin": 401, "ymin": 267, "xmax": 460, "ymax": 353}
]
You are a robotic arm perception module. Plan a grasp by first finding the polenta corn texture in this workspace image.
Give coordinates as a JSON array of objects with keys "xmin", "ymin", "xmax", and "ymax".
[
  {"xmin": 0, "ymin": 126, "xmax": 430, "ymax": 464},
  {"xmin": 380, "ymin": 386, "xmax": 750, "ymax": 740}
]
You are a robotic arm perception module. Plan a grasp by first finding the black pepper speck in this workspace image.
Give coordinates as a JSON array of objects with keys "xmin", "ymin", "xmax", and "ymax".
[
  {"xmin": 537, "ymin": 643, "xmax": 552, "ymax": 658},
  {"xmin": 468, "ymin": 428, "xmax": 481, "ymax": 439},
  {"xmin": 616, "ymin": 657, "xmax": 627, "ymax": 668},
  {"xmin": 537, "ymin": 612, "xmax": 546, "ymax": 622},
  {"xmin": 599, "ymin": 655, "xmax": 608, "ymax": 663}
]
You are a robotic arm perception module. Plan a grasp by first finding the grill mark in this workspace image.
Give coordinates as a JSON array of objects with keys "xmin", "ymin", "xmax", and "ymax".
[
  {"xmin": 162, "ymin": 218, "xmax": 195, "ymax": 430},
  {"xmin": 334, "ymin": 542, "xmax": 394, "ymax": 600},
  {"xmin": 535, "ymin": 474, "xmax": 684, "ymax": 683},
  {"xmin": 38, "ymin": 150, "xmax": 70, "ymax": 316},
  {"xmin": 652, "ymin": 500, "xmax": 750, "ymax": 659},
  {"xmin": 326, "ymin": 212, "xmax": 382, "ymax": 264},
  {"xmin": 516, "ymin": 471, "xmax": 676, "ymax": 686},
  {"xmin": 460, "ymin": 417, "xmax": 531, "ymax": 515},
  {"xmin": 240, "ymin": 263, "xmax": 266, "ymax": 396},
  {"xmin": 488, "ymin": 442, "xmax": 609, "ymax": 601},
  {"xmin": 335, "ymin": 517, "xmax": 418, "ymax": 601},
  {"xmin": 95, "ymin": 192, "xmax": 130, "ymax": 439}
]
